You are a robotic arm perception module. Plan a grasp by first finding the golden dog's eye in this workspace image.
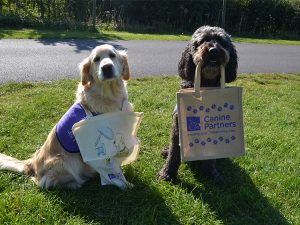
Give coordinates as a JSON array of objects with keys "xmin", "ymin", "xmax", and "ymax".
[
  {"xmin": 109, "ymin": 53, "xmax": 116, "ymax": 58},
  {"xmin": 93, "ymin": 56, "xmax": 100, "ymax": 62}
]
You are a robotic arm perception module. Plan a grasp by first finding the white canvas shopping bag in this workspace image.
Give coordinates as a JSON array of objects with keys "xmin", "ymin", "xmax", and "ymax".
[
  {"xmin": 72, "ymin": 111, "xmax": 143, "ymax": 189},
  {"xmin": 177, "ymin": 65, "xmax": 245, "ymax": 162}
]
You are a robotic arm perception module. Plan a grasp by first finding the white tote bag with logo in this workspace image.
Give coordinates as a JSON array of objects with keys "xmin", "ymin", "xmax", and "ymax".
[
  {"xmin": 72, "ymin": 111, "xmax": 143, "ymax": 189},
  {"xmin": 177, "ymin": 65, "xmax": 245, "ymax": 162}
]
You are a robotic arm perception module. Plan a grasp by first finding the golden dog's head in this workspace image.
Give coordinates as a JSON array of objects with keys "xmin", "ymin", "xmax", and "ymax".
[{"xmin": 79, "ymin": 44, "xmax": 130, "ymax": 87}]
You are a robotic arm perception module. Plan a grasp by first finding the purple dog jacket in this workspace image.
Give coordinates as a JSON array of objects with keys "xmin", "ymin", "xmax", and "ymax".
[{"xmin": 56, "ymin": 102, "xmax": 98, "ymax": 153}]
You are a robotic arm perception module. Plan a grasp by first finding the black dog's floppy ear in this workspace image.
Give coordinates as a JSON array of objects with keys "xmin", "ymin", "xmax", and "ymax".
[
  {"xmin": 225, "ymin": 45, "xmax": 238, "ymax": 83},
  {"xmin": 178, "ymin": 43, "xmax": 196, "ymax": 85}
]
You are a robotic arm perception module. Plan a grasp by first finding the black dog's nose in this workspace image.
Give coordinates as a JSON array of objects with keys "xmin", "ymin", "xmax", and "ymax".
[
  {"xmin": 209, "ymin": 47, "xmax": 219, "ymax": 57},
  {"xmin": 102, "ymin": 64, "xmax": 113, "ymax": 78}
]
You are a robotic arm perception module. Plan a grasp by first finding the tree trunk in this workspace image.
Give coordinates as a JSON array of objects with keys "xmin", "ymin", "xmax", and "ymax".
[
  {"xmin": 238, "ymin": 12, "xmax": 244, "ymax": 35},
  {"xmin": 0, "ymin": 0, "xmax": 3, "ymax": 16},
  {"xmin": 221, "ymin": 0, "xmax": 226, "ymax": 28},
  {"xmin": 92, "ymin": 0, "xmax": 96, "ymax": 31},
  {"xmin": 47, "ymin": 0, "xmax": 51, "ymax": 21},
  {"xmin": 37, "ymin": 0, "xmax": 45, "ymax": 20}
]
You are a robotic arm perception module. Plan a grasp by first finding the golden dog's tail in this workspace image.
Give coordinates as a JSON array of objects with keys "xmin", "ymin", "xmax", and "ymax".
[{"xmin": 0, "ymin": 153, "xmax": 28, "ymax": 173}]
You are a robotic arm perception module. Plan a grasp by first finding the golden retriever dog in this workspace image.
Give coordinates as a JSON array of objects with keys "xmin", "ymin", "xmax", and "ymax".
[{"xmin": 0, "ymin": 44, "xmax": 132, "ymax": 189}]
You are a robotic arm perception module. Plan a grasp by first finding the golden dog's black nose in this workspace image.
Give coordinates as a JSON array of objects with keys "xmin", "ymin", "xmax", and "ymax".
[{"xmin": 102, "ymin": 64, "xmax": 113, "ymax": 78}]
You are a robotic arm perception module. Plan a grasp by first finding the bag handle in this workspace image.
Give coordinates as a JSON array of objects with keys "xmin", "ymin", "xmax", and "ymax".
[{"xmin": 194, "ymin": 64, "xmax": 226, "ymax": 94}]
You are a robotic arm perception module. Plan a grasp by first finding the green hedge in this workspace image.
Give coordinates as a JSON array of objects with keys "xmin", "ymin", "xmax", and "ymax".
[{"xmin": 0, "ymin": 0, "xmax": 299, "ymax": 38}]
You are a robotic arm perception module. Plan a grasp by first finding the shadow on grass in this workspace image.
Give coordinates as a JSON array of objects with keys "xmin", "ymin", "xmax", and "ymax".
[
  {"xmin": 0, "ymin": 29, "xmax": 127, "ymax": 52},
  {"xmin": 0, "ymin": 28, "xmax": 124, "ymax": 40},
  {"xmin": 51, "ymin": 166, "xmax": 180, "ymax": 225},
  {"xmin": 36, "ymin": 39, "xmax": 127, "ymax": 53},
  {"xmin": 179, "ymin": 159, "xmax": 289, "ymax": 225}
]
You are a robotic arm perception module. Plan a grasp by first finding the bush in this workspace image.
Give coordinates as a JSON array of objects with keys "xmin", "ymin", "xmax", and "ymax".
[{"xmin": 0, "ymin": 0, "xmax": 299, "ymax": 38}]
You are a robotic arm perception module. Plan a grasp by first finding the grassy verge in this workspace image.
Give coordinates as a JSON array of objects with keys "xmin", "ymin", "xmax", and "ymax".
[
  {"xmin": 0, "ymin": 74, "xmax": 299, "ymax": 224},
  {"xmin": 1, "ymin": 28, "xmax": 300, "ymax": 45}
]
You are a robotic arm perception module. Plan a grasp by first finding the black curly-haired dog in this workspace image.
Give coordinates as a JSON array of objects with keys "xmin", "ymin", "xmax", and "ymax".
[{"xmin": 157, "ymin": 26, "xmax": 238, "ymax": 183}]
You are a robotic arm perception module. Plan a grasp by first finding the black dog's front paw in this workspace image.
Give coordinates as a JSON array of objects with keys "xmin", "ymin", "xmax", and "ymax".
[
  {"xmin": 201, "ymin": 160, "xmax": 225, "ymax": 185},
  {"xmin": 203, "ymin": 172, "xmax": 225, "ymax": 185},
  {"xmin": 157, "ymin": 169, "xmax": 174, "ymax": 182},
  {"xmin": 160, "ymin": 147, "xmax": 169, "ymax": 159},
  {"xmin": 202, "ymin": 167, "xmax": 225, "ymax": 185}
]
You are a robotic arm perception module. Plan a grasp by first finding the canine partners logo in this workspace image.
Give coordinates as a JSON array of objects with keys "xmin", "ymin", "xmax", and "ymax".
[{"xmin": 186, "ymin": 116, "xmax": 201, "ymax": 131}]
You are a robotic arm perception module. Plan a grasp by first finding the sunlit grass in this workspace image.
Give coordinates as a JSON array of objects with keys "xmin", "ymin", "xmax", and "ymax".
[
  {"xmin": 1, "ymin": 28, "xmax": 300, "ymax": 45},
  {"xmin": 0, "ymin": 74, "xmax": 299, "ymax": 224}
]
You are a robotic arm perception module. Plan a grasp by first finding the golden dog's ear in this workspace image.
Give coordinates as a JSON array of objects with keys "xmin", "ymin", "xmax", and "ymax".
[
  {"xmin": 119, "ymin": 50, "xmax": 130, "ymax": 80},
  {"xmin": 79, "ymin": 57, "xmax": 91, "ymax": 86}
]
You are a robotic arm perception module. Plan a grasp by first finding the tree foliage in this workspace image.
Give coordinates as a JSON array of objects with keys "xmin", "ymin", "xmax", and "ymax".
[{"xmin": 0, "ymin": 0, "xmax": 299, "ymax": 37}]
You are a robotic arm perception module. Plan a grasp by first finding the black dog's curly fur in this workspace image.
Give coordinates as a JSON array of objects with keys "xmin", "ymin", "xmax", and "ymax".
[{"xmin": 157, "ymin": 26, "xmax": 238, "ymax": 183}]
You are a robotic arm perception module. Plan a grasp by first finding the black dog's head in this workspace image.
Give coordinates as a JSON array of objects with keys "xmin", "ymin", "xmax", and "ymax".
[{"xmin": 178, "ymin": 26, "xmax": 238, "ymax": 88}]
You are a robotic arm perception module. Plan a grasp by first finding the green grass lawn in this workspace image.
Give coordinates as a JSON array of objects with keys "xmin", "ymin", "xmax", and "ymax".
[
  {"xmin": 1, "ymin": 28, "xmax": 300, "ymax": 45},
  {"xmin": 0, "ymin": 74, "xmax": 299, "ymax": 225}
]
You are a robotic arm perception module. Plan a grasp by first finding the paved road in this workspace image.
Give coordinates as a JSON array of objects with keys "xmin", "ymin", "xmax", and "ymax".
[{"xmin": 0, "ymin": 39, "xmax": 299, "ymax": 83}]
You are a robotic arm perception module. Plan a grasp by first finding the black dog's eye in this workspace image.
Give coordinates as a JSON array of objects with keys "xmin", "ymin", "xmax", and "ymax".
[
  {"xmin": 109, "ymin": 52, "xmax": 116, "ymax": 58},
  {"xmin": 216, "ymin": 37, "xmax": 225, "ymax": 46},
  {"xmin": 93, "ymin": 56, "xmax": 100, "ymax": 62},
  {"xmin": 199, "ymin": 37, "xmax": 210, "ymax": 45}
]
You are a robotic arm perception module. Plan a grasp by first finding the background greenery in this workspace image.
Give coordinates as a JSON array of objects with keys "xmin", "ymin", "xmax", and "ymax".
[
  {"xmin": 0, "ymin": 74, "xmax": 299, "ymax": 224},
  {"xmin": 1, "ymin": 28, "xmax": 300, "ymax": 45},
  {"xmin": 0, "ymin": 0, "xmax": 299, "ymax": 39}
]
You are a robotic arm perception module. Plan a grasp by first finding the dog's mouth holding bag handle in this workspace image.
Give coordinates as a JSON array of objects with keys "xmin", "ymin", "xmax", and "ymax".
[{"xmin": 177, "ymin": 63, "xmax": 245, "ymax": 161}]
